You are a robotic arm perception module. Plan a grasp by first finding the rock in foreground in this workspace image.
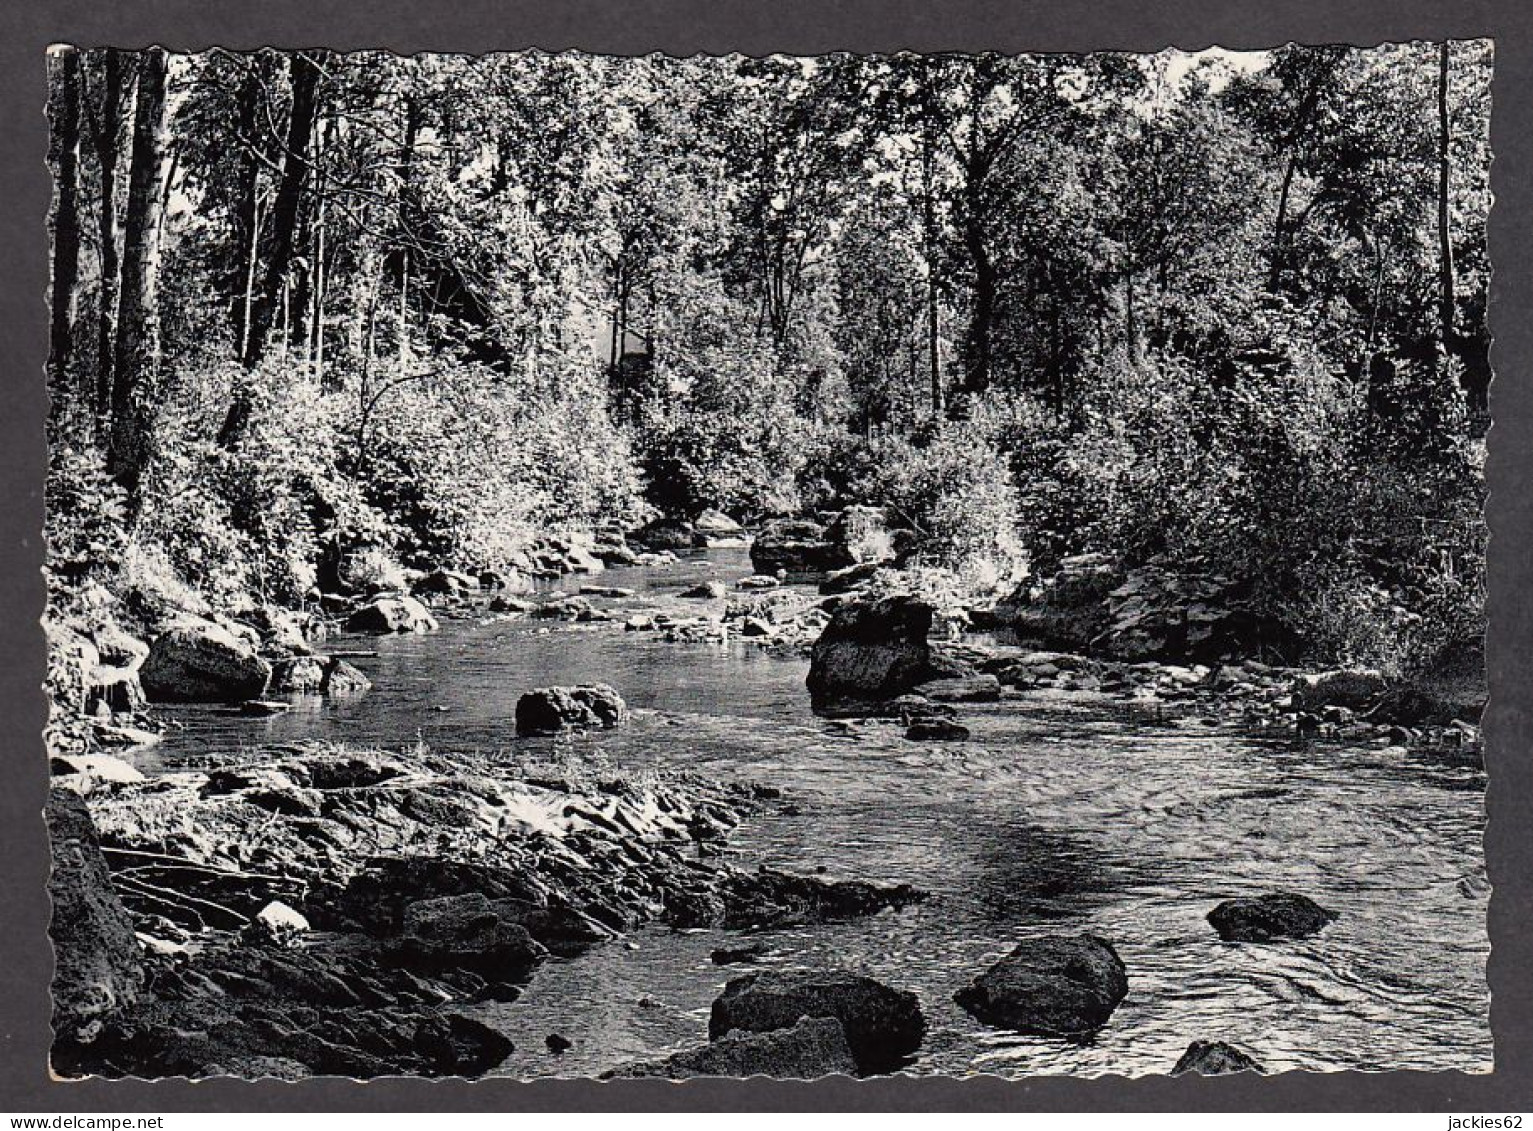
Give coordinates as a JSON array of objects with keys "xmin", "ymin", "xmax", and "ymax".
[
  {"xmin": 515, "ymin": 684, "xmax": 629, "ymax": 735},
  {"xmin": 54, "ymin": 742, "xmax": 774, "ymax": 1079},
  {"xmin": 610, "ymin": 1016, "xmax": 857, "ymax": 1079},
  {"xmin": 47, "ymin": 788, "xmax": 142, "ymax": 1041},
  {"xmin": 55, "ymin": 979, "xmax": 514, "ymax": 1080},
  {"xmin": 905, "ymin": 718, "xmax": 970, "ymax": 742},
  {"xmin": 384, "ymin": 892, "xmax": 547, "ymax": 978},
  {"xmin": 953, "ymin": 934, "xmax": 1128, "ymax": 1037},
  {"xmin": 709, "ymin": 969, "xmax": 924, "ymax": 1075},
  {"xmin": 1208, "ymin": 892, "xmax": 1338, "ymax": 942},
  {"xmin": 1172, "ymin": 1040, "xmax": 1264, "ymax": 1075},
  {"xmin": 139, "ymin": 622, "xmax": 272, "ymax": 703}
]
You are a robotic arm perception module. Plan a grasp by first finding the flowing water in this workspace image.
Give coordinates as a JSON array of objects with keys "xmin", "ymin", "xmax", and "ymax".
[{"xmin": 150, "ymin": 548, "xmax": 1492, "ymax": 1078}]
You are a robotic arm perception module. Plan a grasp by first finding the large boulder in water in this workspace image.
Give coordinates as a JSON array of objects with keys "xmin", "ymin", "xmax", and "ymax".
[
  {"xmin": 750, "ymin": 519, "xmax": 850, "ymax": 577},
  {"xmin": 140, "ymin": 621, "xmax": 272, "ymax": 703},
  {"xmin": 271, "ymin": 655, "xmax": 325, "ymax": 693},
  {"xmin": 630, "ymin": 518, "xmax": 696, "ymax": 551},
  {"xmin": 609, "ymin": 1016, "xmax": 857, "ymax": 1079},
  {"xmin": 1172, "ymin": 1040, "xmax": 1264, "ymax": 1075},
  {"xmin": 411, "ymin": 568, "xmax": 478, "ymax": 598},
  {"xmin": 953, "ymin": 934, "xmax": 1128, "ymax": 1037},
  {"xmin": 1207, "ymin": 892, "xmax": 1338, "ymax": 942},
  {"xmin": 515, "ymin": 684, "xmax": 628, "ymax": 735},
  {"xmin": 344, "ymin": 595, "xmax": 439, "ymax": 634},
  {"xmin": 806, "ymin": 595, "xmax": 938, "ymax": 708},
  {"xmin": 321, "ymin": 657, "xmax": 373, "ymax": 696},
  {"xmin": 708, "ymin": 969, "xmax": 925, "ymax": 1075},
  {"xmin": 692, "ymin": 508, "xmax": 748, "ymax": 547},
  {"xmin": 47, "ymin": 788, "xmax": 141, "ymax": 1040}
]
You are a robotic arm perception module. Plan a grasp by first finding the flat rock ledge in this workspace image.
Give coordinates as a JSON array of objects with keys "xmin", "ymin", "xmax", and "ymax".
[{"xmin": 51, "ymin": 742, "xmax": 924, "ymax": 1079}]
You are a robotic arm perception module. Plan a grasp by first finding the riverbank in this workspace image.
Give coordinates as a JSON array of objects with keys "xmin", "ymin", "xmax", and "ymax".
[{"xmin": 43, "ymin": 529, "xmax": 1488, "ymax": 1079}]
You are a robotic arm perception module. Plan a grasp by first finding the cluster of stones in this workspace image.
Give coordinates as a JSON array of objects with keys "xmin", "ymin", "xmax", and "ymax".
[
  {"xmin": 47, "ymin": 736, "xmax": 927, "ymax": 1080},
  {"xmin": 605, "ymin": 889, "xmax": 1337, "ymax": 1079}
]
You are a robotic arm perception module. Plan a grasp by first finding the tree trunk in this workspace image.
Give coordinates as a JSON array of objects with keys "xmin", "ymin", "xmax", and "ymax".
[
  {"xmin": 920, "ymin": 81, "xmax": 943, "ymax": 416},
  {"xmin": 1268, "ymin": 54, "xmax": 1333, "ymax": 291},
  {"xmin": 238, "ymin": 51, "xmax": 320, "ymax": 368},
  {"xmin": 395, "ymin": 94, "xmax": 420, "ymax": 374},
  {"xmin": 109, "ymin": 47, "xmax": 169, "ymax": 505},
  {"xmin": 47, "ymin": 48, "xmax": 83, "ymax": 399},
  {"xmin": 240, "ymin": 195, "xmax": 264, "ymax": 363},
  {"xmin": 232, "ymin": 60, "xmax": 261, "ymax": 357},
  {"xmin": 1269, "ymin": 153, "xmax": 1299, "ymax": 291},
  {"xmin": 957, "ymin": 82, "xmax": 995, "ymax": 411},
  {"xmin": 397, "ymin": 251, "xmax": 412, "ymax": 370},
  {"xmin": 961, "ymin": 214, "xmax": 994, "ymax": 407},
  {"xmin": 1437, "ymin": 41, "xmax": 1458, "ymax": 375},
  {"xmin": 89, "ymin": 50, "xmax": 125, "ymax": 425},
  {"xmin": 312, "ymin": 114, "xmax": 335, "ymax": 387},
  {"xmin": 221, "ymin": 51, "xmax": 321, "ymax": 448},
  {"xmin": 1363, "ymin": 234, "xmax": 1389, "ymax": 369},
  {"xmin": 1124, "ymin": 271, "xmax": 1138, "ymax": 365}
]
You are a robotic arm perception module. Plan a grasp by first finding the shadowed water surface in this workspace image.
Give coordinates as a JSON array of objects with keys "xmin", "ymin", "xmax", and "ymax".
[{"xmin": 151, "ymin": 549, "xmax": 1490, "ymax": 1078}]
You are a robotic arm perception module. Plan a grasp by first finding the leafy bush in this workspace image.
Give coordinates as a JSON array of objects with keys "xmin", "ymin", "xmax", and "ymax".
[
  {"xmin": 796, "ymin": 427, "xmax": 890, "ymax": 513},
  {"xmin": 871, "ymin": 427, "xmax": 1029, "ymax": 590},
  {"xmin": 44, "ymin": 445, "xmax": 129, "ymax": 595},
  {"xmin": 339, "ymin": 544, "xmax": 409, "ymax": 594},
  {"xmin": 640, "ymin": 409, "xmax": 802, "ymax": 520},
  {"xmin": 363, "ymin": 359, "xmax": 642, "ymax": 571},
  {"xmin": 116, "ymin": 540, "xmax": 212, "ymax": 630}
]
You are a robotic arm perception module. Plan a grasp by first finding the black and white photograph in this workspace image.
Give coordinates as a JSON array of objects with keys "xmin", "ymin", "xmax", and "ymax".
[{"xmin": 41, "ymin": 42, "xmax": 1493, "ymax": 1082}]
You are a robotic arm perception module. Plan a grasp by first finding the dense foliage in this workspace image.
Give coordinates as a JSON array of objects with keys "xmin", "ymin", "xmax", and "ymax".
[{"xmin": 45, "ymin": 44, "xmax": 1491, "ymax": 674}]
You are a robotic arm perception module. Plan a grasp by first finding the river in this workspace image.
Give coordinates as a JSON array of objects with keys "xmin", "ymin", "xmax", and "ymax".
[{"xmin": 147, "ymin": 548, "xmax": 1492, "ymax": 1078}]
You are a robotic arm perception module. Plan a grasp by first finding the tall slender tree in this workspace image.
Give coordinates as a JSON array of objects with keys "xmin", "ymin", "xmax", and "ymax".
[
  {"xmin": 46, "ymin": 48, "xmax": 82, "ymax": 397},
  {"xmin": 220, "ymin": 50, "xmax": 322, "ymax": 449},
  {"xmin": 87, "ymin": 50, "xmax": 125, "ymax": 424},
  {"xmin": 108, "ymin": 46, "xmax": 169, "ymax": 504},
  {"xmin": 1437, "ymin": 40, "xmax": 1458, "ymax": 372}
]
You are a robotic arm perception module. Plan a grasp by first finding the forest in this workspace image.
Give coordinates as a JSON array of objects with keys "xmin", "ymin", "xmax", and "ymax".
[
  {"xmin": 39, "ymin": 42, "xmax": 1500, "ymax": 1083},
  {"xmin": 44, "ymin": 43, "xmax": 1492, "ymax": 684}
]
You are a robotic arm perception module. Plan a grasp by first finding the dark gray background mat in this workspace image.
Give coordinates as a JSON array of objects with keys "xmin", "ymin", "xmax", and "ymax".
[{"xmin": 2, "ymin": 0, "xmax": 1529, "ymax": 1112}]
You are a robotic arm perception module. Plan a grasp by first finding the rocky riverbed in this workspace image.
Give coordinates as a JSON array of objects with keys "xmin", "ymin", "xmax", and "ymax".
[
  {"xmin": 48, "ymin": 737, "xmax": 923, "ymax": 1079},
  {"xmin": 43, "ymin": 521, "xmax": 1490, "ymax": 1079}
]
